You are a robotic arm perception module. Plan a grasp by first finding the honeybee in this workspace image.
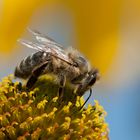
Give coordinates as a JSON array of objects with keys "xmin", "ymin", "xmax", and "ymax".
[{"xmin": 15, "ymin": 29, "xmax": 99, "ymax": 105}]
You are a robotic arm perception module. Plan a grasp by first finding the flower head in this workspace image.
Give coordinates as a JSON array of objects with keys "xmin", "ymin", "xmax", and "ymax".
[{"xmin": 0, "ymin": 75, "xmax": 109, "ymax": 139}]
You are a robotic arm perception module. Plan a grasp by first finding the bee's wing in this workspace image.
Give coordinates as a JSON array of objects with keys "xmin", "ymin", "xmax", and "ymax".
[
  {"xmin": 28, "ymin": 28, "xmax": 63, "ymax": 48},
  {"xmin": 18, "ymin": 39, "xmax": 52, "ymax": 53},
  {"xmin": 27, "ymin": 29, "xmax": 72, "ymax": 63},
  {"xmin": 18, "ymin": 30, "xmax": 73, "ymax": 64}
]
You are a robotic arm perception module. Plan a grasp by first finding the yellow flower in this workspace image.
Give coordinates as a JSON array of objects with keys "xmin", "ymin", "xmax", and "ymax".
[{"xmin": 0, "ymin": 75, "xmax": 109, "ymax": 139}]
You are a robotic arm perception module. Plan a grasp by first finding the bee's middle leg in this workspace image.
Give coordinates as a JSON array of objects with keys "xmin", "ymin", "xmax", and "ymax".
[{"xmin": 58, "ymin": 75, "xmax": 66, "ymax": 99}]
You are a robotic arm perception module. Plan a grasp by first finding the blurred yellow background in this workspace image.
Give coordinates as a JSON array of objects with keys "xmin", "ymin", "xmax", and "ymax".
[{"xmin": 0, "ymin": 0, "xmax": 121, "ymax": 75}]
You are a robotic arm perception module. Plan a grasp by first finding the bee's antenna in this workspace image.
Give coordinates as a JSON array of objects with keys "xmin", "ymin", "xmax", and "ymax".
[{"xmin": 80, "ymin": 88, "xmax": 92, "ymax": 110}]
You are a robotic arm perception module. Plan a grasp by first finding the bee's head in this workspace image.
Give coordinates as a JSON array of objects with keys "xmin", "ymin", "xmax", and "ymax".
[{"xmin": 67, "ymin": 48, "xmax": 90, "ymax": 73}]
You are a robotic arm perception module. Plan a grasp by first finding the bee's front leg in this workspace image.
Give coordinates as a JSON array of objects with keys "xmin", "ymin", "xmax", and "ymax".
[
  {"xmin": 75, "ymin": 69, "xmax": 99, "ymax": 108},
  {"xmin": 77, "ymin": 69, "xmax": 99, "ymax": 96}
]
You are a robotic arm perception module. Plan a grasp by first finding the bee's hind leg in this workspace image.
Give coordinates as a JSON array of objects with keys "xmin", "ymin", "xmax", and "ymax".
[{"xmin": 26, "ymin": 61, "xmax": 49, "ymax": 89}]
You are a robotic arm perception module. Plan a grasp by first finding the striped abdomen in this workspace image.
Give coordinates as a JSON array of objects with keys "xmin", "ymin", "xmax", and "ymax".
[{"xmin": 14, "ymin": 51, "xmax": 50, "ymax": 79}]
